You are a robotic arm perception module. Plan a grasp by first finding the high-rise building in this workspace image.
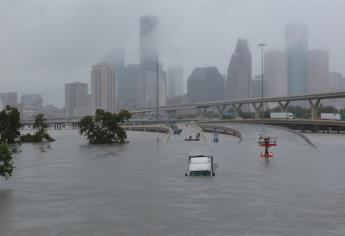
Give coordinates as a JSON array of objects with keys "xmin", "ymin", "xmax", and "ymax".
[
  {"xmin": 285, "ymin": 23, "xmax": 308, "ymax": 95},
  {"xmin": 187, "ymin": 67, "xmax": 224, "ymax": 103},
  {"xmin": 308, "ymin": 49, "xmax": 329, "ymax": 94},
  {"xmin": 102, "ymin": 49, "xmax": 125, "ymax": 108},
  {"xmin": 91, "ymin": 62, "xmax": 117, "ymax": 112},
  {"xmin": 123, "ymin": 64, "xmax": 141, "ymax": 108},
  {"xmin": 168, "ymin": 67, "xmax": 184, "ymax": 97},
  {"xmin": 226, "ymin": 39, "xmax": 252, "ymax": 100},
  {"xmin": 329, "ymin": 72, "xmax": 345, "ymax": 91},
  {"xmin": 137, "ymin": 15, "xmax": 167, "ymax": 108},
  {"xmin": 21, "ymin": 94, "xmax": 43, "ymax": 108},
  {"xmin": 65, "ymin": 82, "xmax": 88, "ymax": 116},
  {"xmin": 0, "ymin": 92, "xmax": 17, "ymax": 106},
  {"xmin": 140, "ymin": 15, "xmax": 159, "ymax": 72},
  {"xmin": 141, "ymin": 70, "xmax": 167, "ymax": 108},
  {"xmin": 264, "ymin": 50, "xmax": 287, "ymax": 97},
  {"xmin": 251, "ymin": 75, "xmax": 267, "ymax": 99}
]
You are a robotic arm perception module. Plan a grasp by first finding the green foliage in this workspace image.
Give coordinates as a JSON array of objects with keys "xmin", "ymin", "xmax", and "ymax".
[
  {"xmin": 21, "ymin": 113, "xmax": 55, "ymax": 143},
  {"xmin": 79, "ymin": 109, "xmax": 131, "ymax": 144},
  {"xmin": 0, "ymin": 106, "xmax": 21, "ymax": 144},
  {"xmin": 0, "ymin": 143, "xmax": 15, "ymax": 179},
  {"xmin": 317, "ymin": 105, "xmax": 339, "ymax": 114}
]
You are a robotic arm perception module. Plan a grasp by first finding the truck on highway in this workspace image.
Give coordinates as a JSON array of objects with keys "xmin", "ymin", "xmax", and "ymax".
[
  {"xmin": 320, "ymin": 113, "xmax": 341, "ymax": 121},
  {"xmin": 270, "ymin": 112, "xmax": 295, "ymax": 119}
]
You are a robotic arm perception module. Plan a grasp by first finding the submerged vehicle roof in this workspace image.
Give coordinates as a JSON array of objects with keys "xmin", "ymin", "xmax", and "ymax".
[{"xmin": 189, "ymin": 148, "xmax": 213, "ymax": 157}]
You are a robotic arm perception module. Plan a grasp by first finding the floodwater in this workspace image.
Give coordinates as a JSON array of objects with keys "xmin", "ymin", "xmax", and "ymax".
[{"xmin": 0, "ymin": 124, "xmax": 345, "ymax": 236}]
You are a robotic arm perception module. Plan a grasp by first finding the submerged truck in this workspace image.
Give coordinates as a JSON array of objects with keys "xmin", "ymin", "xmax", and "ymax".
[
  {"xmin": 185, "ymin": 149, "xmax": 215, "ymax": 176},
  {"xmin": 270, "ymin": 112, "xmax": 295, "ymax": 119}
]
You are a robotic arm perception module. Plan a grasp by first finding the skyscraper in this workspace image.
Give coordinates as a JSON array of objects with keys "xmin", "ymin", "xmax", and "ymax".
[
  {"xmin": 226, "ymin": 39, "xmax": 252, "ymax": 100},
  {"xmin": 285, "ymin": 23, "xmax": 308, "ymax": 95},
  {"xmin": 138, "ymin": 15, "xmax": 167, "ymax": 108},
  {"xmin": 308, "ymin": 49, "xmax": 329, "ymax": 94},
  {"xmin": 0, "ymin": 92, "xmax": 17, "ymax": 106},
  {"xmin": 123, "ymin": 64, "xmax": 141, "ymax": 108},
  {"xmin": 264, "ymin": 50, "xmax": 287, "ymax": 97},
  {"xmin": 65, "ymin": 82, "xmax": 88, "ymax": 116},
  {"xmin": 142, "ymin": 70, "xmax": 167, "ymax": 108},
  {"xmin": 168, "ymin": 67, "xmax": 184, "ymax": 97},
  {"xmin": 102, "ymin": 49, "xmax": 125, "ymax": 107},
  {"xmin": 140, "ymin": 15, "xmax": 159, "ymax": 72},
  {"xmin": 91, "ymin": 62, "xmax": 117, "ymax": 112},
  {"xmin": 21, "ymin": 94, "xmax": 43, "ymax": 108},
  {"xmin": 187, "ymin": 67, "xmax": 224, "ymax": 103}
]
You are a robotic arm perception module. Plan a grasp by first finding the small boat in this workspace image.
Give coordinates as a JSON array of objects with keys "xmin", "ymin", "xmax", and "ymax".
[{"xmin": 184, "ymin": 138, "xmax": 200, "ymax": 141}]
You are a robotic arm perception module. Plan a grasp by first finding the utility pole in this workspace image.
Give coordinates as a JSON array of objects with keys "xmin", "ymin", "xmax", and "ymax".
[
  {"xmin": 156, "ymin": 61, "xmax": 159, "ymax": 123},
  {"xmin": 258, "ymin": 42, "xmax": 266, "ymax": 118}
]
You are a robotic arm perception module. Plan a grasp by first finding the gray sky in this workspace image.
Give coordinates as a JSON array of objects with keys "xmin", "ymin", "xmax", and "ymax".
[{"xmin": 1, "ymin": 0, "xmax": 345, "ymax": 107}]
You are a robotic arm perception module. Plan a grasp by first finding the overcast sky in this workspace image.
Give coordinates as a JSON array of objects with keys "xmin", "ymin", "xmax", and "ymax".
[{"xmin": 1, "ymin": 0, "xmax": 345, "ymax": 107}]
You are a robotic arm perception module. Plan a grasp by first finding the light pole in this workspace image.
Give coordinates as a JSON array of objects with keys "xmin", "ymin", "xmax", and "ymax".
[
  {"xmin": 258, "ymin": 42, "xmax": 266, "ymax": 118},
  {"xmin": 156, "ymin": 61, "xmax": 159, "ymax": 123}
]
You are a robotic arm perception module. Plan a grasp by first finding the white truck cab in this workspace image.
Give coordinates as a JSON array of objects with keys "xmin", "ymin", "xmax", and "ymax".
[{"xmin": 185, "ymin": 149, "xmax": 215, "ymax": 176}]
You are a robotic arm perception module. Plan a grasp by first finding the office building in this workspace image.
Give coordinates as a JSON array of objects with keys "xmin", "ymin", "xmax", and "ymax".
[
  {"xmin": 285, "ymin": 23, "xmax": 308, "ymax": 95},
  {"xmin": 0, "ymin": 92, "xmax": 17, "ymax": 106},
  {"xmin": 65, "ymin": 82, "xmax": 88, "ymax": 116},
  {"xmin": 308, "ymin": 49, "xmax": 329, "ymax": 93},
  {"xmin": 264, "ymin": 50, "xmax": 287, "ymax": 97},
  {"xmin": 226, "ymin": 39, "xmax": 252, "ymax": 100},
  {"xmin": 168, "ymin": 67, "xmax": 184, "ymax": 97},
  {"xmin": 91, "ymin": 62, "xmax": 117, "ymax": 112},
  {"xmin": 140, "ymin": 15, "xmax": 159, "ymax": 72},
  {"xmin": 123, "ymin": 64, "xmax": 141, "ymax": 108},
  {"xmin": 187, "ymin": 67, "xmax": 224, "ymax": 103},
  {"xmin": 102, "ymin": 49, "xmax": 125, "ymax": 107},
  {"xmin": 21, "ymin": 94, "xmax": 43, "ymax": 108}
]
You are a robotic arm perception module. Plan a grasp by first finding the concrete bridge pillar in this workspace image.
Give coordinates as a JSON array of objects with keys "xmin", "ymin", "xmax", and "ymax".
[
  {"xmin": 197, "ymin": 106, "xmax": 208, "ymax": 120},
  {"xmin": 216, "ymin": 105, "xmax": 226, "ymax": 120},
  {"xmin": 231, "ymin": 104, "xmax": 242, "ymax": 119},
  {"xmin": 309, "ymin": 99, "xmax": 321, "ymax": 120},
  {"xmin": 252, "ymin": 102, "xmax": 263, "ymax": 119},
  {"xmin": 166, "ymin": 110, "xmax": 177, "ymax": 120},
  {"xmin": 278, "ymin": 101, "xmax": 290, "ymax": 112}
]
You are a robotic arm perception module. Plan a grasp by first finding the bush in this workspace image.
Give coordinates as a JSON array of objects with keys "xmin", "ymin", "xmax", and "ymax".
[{"xmin": 0, "ymin": 143, "xmax": 15, "ymax": 179}]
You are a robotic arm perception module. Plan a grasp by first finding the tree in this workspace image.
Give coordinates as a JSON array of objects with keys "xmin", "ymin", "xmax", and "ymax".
[
  {"xmin": 0, "ymin": 106, "xmax": 21, "ymax": 144},
  {"xmin": 21, "ymin": 113, "xmax": 55, "ymax": 143},
  {"xmin": 0, "ymin": 143, "xmax": 15, "ymax": 179},
  {"xmin": 79, "ymin": 109, "xmax": 131, "ymax": 144}
]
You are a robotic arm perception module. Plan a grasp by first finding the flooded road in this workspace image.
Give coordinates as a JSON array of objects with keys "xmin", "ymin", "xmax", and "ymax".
[{"xmin": 1, "ymin": 124, "xmax": 345, "ymax": 236}]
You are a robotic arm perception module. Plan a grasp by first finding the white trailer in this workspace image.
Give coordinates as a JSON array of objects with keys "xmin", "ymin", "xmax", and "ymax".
[
  {"xmin": 320, "ymin": 113, "xmax": 341, "ymax": 120},
  {"xmin": 270, "ymin": 112, "xmax": 295, "ymax": 119}
]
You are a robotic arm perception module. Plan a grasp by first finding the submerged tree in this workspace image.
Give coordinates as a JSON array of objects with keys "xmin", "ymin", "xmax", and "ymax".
[
  {"xmin": 0, "ymin": 143, "xmax": 15, "ymax": 179},
  {"xmin": 21, "ymin": 113, "xmax": 55, "ymax": 143},
  {"xmin": 0, "ymin": 106, "xmax": 21, "ymax": 144},
  {"xmin": 79, "ymin": 109, "xmax": 131, "ymax": 144}
]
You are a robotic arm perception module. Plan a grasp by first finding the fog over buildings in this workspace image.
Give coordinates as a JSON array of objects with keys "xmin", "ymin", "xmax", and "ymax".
[{"xmin": 1, "ymin": 0, "xmax": 345, "ymax": 107}]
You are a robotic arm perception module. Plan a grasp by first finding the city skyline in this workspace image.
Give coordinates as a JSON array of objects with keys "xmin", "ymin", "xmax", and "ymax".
[{"xmin": 1, "ymin": 0, "xmax": 345, "ymax": 106}]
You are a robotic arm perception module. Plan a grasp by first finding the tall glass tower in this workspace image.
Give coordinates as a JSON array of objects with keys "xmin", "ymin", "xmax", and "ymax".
[
  {"xmin": 285, "ymin": 23, "xmax": 308, "ymax": 95},
  {"xmin": 140, "ymin": 15, "xmax": 159, "ymax": 72}
]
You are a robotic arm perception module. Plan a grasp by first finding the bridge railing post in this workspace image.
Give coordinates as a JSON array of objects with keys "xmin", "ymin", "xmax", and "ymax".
[
  {"xmin": 216, "ymin": 105, "xmax": 226, "ymax": 120},
  {"xmin": 231, "ymin": 104, "xmax": 242, "ymax": 119},
  {"xmin": 252, "ymin": 102, "xmax": 263, "ymax": 119},
  {"xmin": 197, "ymin": 106, "xmax": 208, "ymax": 120},
  {"xmin": 278, "ymin": 101, "xmax": 290, "ymax": 112},
  {"xmin": 309, "ymin": 99, "xmax": 321, "ymax": 120}
]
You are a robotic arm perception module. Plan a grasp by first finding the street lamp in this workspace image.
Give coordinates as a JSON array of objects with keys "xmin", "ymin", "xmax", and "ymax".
[{"xmin": 258, "ymin": 42, "xmax": 266, "ymax": 118}]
